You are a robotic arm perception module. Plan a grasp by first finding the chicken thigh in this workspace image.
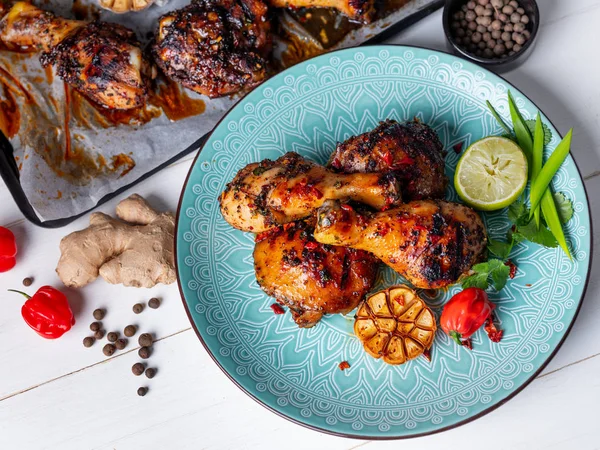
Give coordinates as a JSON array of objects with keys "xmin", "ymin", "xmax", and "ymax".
[
  {"xmin": 313, "ymin": 199, "xmax": 487, "ymax": 289},
  {"xmin": 328, "ymin": 120, "xmax": 447, "ymax": 201},
  {"xmin": 254, "ymin": 220, "xmax": 378, "ymax": 327},
  {"xmin": 220, "ymin": 152, "xmax": 401, "ymax": 233}
]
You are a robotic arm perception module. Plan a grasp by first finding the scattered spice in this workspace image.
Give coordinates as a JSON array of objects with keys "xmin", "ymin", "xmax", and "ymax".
[
  {"xmin": 137, "ymin": 387, "xmax": 148, "ymax": 397},
  {"xmin": 83, "ymin": 336, "xmax": 95, "ymax": 348},
  {"xmin": 145, "ymin": 368, "xmax": 157, "ymax": 379},
  {"xmin": 93, "ymin": 308, "xmax": 106, "ymax": 320},
  {"xmin": 133, "ymin": 303, "xmax": 144, "ymax": 314},
  {"xmin": 124, "ymin": 325, "xmax": 137, "ymax": 337},
  {"xmin": 138, "ymin": 333, "xmax": 153, "ymax": 347},
  {"xmin": 453, "ymin": 142, "xmax": 463, "ymax": 154},
  {"xmin": 132, "ymin": 363, "xmax": 145, "ymax": 376},
  {"xmin": 338, "ymin": 361, "xmax": 350, "ymax": 371},
  {"xmin": 138, "ymin": 346, "xmax": 151, "ymax": 359},
  {"xmin": 525, "ymin": 283, "xmax": 532, "ymax": 287},
  {"xmin": 484, "ymin": 316, "xmax": 504, "ymax": 342},
  {"xmin": 148, "ymin": 297, "xmax": 161, "ymax": 309},
  {"xmin": 107, "ymin": 331, "xmax": 119, "ymax": 343},
  {"xmin": 462, "ymin": 339, "xmax": 473, "ymax": 350},
  {"xmin": 22, "ymin": 277, "xmax": 33, "ymax": 287},
  {"xmin": 505, "ymin": 260, "xmax": 517, "ymax": 279},
  {"xmin": 103, "ymin": 343, "xmax": 116, "ymax": 357},
  {"xmin": 90, "ymin": 322, "xmax": 101, "ymax": 332},
  {"xmin": 115, "ymin": 338, "xmax": 128, "ymax": 350},
  {"xmin": 93, "ymin": 329, "xmax": 105, "ymax": 340},
  {"xmin": 270, "ymin": 303, "xmax": 285, "ymax": 315}
]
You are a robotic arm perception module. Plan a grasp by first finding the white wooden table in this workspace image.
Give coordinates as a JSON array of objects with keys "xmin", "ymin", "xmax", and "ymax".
[{"xmin": 1, "ymin": 1, "xmax": 599, "ymax": 448}]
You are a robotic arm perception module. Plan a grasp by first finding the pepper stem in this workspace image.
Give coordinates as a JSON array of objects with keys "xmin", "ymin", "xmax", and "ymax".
[
  {"xmin": 7, "ymin": 289, "xmax": 31, "ymax": 299},
  {"xmin": 449, "ymin": 330, "xmax": 463, "ymax": 346}
]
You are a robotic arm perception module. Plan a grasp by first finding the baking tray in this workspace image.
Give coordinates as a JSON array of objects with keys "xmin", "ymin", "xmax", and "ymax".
[{"xmin": 0, "ymin": 0, "xmax": 443, "ymax": 228}]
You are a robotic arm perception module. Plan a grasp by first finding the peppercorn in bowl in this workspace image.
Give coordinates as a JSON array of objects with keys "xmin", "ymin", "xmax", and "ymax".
[{"xmin": 443, "ymin": 0, "xmax": 539, "ymax": 71}]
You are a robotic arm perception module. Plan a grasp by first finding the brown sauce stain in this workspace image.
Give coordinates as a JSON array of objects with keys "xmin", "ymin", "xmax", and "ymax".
[
  {"xmin": 44, "ymin": 66, "xmax": 53, "ymax": 84},
  {"xmin": 63, "ymin": 83, "xmax": 72, "ymax": 160},
  {"xmin": 0, "ymin": 65, "xmax": 34, "ymax": 104},
  {"xmin": 149, "ymin": 80, "xmax": 206, "ymax": 121},
  {"xmin": 0, "ymin": 81, "xmax": 20, "ymax": 138},
  {"xmin": 72, "ymin": 0, "xmax": 101, "ymax": 20},
  {"xmin": 111, "ymin": 153, "xmax": 136, "ymax": 177}
]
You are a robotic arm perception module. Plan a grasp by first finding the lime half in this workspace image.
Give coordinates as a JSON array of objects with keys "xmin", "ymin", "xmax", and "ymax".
[{"xmin": 454, "ymin": 136, "xmax": 528, "ymax": 211}]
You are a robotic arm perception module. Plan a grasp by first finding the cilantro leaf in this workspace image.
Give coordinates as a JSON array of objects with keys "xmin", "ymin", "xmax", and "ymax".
[
  {"xmin": 508, "ymin": 200, "xmax": 527, "ymax": 225},
  {"xmin": 488, "ymin": 237, "xmax": 513, "ymax": 259},
  {"xmin": 525, "ymin": 119, "xmax": 552, "ymax": 145},
  {"xmin": 490, "ymin": 262, "xmax": 510, "ymax": 290},
  {"xmin": 462, "ymin": 272, "xmax": 489, "ymax": 289},
  {"xmin": 461, "ymin": 259, "xmax": 511, "ymax": 291},
  {"xmin": 516, "ymin": 220, "xmax": 558, "ymax": 247},
  {"xmin": 553, "ymin": 192, "xmax": 574, "ymax": 224}
]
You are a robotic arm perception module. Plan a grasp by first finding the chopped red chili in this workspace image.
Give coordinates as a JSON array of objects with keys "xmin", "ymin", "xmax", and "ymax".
[
  {"xmin": 270, "ymin": 303, "xmax": 285, "ymax": 314},
  {"xmin": 453, "ymin": 142, "xmax": 463, "ymax": 154},
  {"xmin": 462, "ymin": 339, "xmax": 473, "ymax": 350},
  {"xmin": 340, "ymin": 204, "xmax": 353, "ymax": 212},
  {"xmin": 338, "ymin": 361, "xmax": 350, "ymax": 371},
  {"xmin": 484, "ymin": 317, "xmax": 504, "ymax": 343},
  {"xmin": 505, "ymin": 260, "xmax": 517, "ymax": 279},
  {"xmin": 255, "ymin": 229, "xmax": 278, "ymax": 243},
  {"xmin": 305, "ymin": 241, "xmax": 318, "ymax": 250}
]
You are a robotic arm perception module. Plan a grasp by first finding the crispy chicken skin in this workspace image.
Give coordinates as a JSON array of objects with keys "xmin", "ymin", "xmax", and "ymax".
[
  {"xmin": 254, "ymin": 220, "xmax": 378, "ymax": 327},
  {"xmin": 219, "ymin": 152, "xmax": 401, "ymax": 233},
  {"xmin": 314, "ymin": 200, "xmax": 487, "ymax": 289},
  {"xmin": 267, "ymin": 0, "xmax": 375, "ymax": 21},
  {"xmin": 0, "ymin": 2, "xmax": 149, "ymax": 110},
  {"xmin": 328, "ymin": 120, "xmax": 448, "ymax": 201},
  {"xmin": 152, "ymin": 0, "xmax": 271, "ymax": 98}
]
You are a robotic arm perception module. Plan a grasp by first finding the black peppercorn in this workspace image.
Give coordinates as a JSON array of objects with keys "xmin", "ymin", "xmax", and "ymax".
[
  {"xmin": 103, "ymin": 344, "xmax": 116, "ymax": 357},
  {"xmin": 124, "ymin": 325, "xmax": 137, "ymax": 337},
  {"xmin": 133, "ymin": 303, "xmax": 144, "ymax": 314},
  {"xmin": 107, "ymin": 331, "xmax": 119, "ymax": 343},
  {"xmin": 139, "ymin": 346, "xmax": 151, "ymax": 359},
  {"xmin": 93, "ymin": 309, "xmax": 105, "ymax": 320},
  {"xmin": 132, "ymin": 363, "xmax": 145, "ymax": 376},
  {"xmin": 22, "ymin": 277, "xmax": 33, "ymax": 287},
  {"xmin": 138, "ymin": 333, "xmax": 153, "ymax": 347},
  {"xmin": 83, "ymin": 336, "xmax": 95, "ymax": 348},
  {"xmin": 90, "ymin": 322, "xmax": 101, "ymax": 332},
  {"xmin": 137, "ymin": 387, "xmax": 148, "ymax": 397},
  {"xmin": 148, "ymin": 298, "xmax": 161, "ymax": 309},
  {"xmin": 145, "ymin": 368, "xmax": 157, "ymax": 379},
  {"xmin": 94, "ymin": 329, "xmax": 105, "ymax": 340},
  {"xmin": 115, "ymin": 338, "xmax": 127, "ymax": 350}
]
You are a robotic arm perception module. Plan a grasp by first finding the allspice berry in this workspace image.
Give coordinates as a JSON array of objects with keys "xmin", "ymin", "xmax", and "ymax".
[
  {"xmin": 133, "ymin": 303, "xmax": 144, "ymax": 314},
  {"xmin": 94, "ymin": 329, "xmax": 105, "ymax": 340},
  {"xmin": 103, "ymin": 344, "xmax": 116, "ymax": 357},
  {"xmin": 132, "ymin": 363, "xmax": 145, "ymax": 376},
  {"xmin": 107, "ymin": 331, "xmax": 119, "ymax": 343},
  {"xmin": 139, "ymin": 346, "xmax": 151, "ymax": 359},
  {"xmin": 93, "ymin": 309, "xmax": 106, "ymax": 320},
  {"xmin": 90, "ymin": 322, "xmax": 101, "ymax": 332},
  {"xmin": 138, "ymin": 333, "xmax": 153, "ymax": 347},
  {"xmin": 22, "ymin": 277, "xmax": 33, "ymax": 287},
  {"xmin": 148, "ymin": 298, "xmax": 161, "ymax": 309},
  {"xmin": 124, "ymin": 325, "xmax": 137, "ymax": 337},
  {"xmin": 115, "ymin": 338, "xmax": 128, "ymax": 350},
  {"xmin": 137, "ymin": 387, "xmax": 148, "ymax": 397},
  {"xmin": 145, "ymin": 368, "xmax": 157, "ymax": 379},
  {"xmin": 83, "ymin": 337, "xmax": 95, "ymax": 348}
]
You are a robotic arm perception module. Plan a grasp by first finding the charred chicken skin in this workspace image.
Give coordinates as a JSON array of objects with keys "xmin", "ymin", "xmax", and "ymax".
[
  {"xmin": 314, "ymin": 200, "xmax": 487, "ymax": 289},
  {"xmin": 328, "ymin": 120, "xmax": 448, "ymax": 201},
  {"xmin": 254, "ymin": 220, "xmax": 378, "ymax": 328},
  {"xmin": 0, "ymin": 2, "xmax": 150, "ymax": 109},
  {"xmin": 219, "ymin": 152, "xmax": 401, "ymax": 233},
  {"xmin": 152, "ymin": 0, "xmax": 271, "ymax": 98}
]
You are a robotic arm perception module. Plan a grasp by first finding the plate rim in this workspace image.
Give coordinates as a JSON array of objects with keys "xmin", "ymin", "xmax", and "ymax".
[{"xmin": 174, "ymin": 44, "xmax": 594, "ymax": 440}]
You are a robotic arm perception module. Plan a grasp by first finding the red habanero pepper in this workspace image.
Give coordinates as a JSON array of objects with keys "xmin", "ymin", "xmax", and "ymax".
[
  {"xmin": 9, "ymin": 286, "xmax": 75, "ymax": 339},
  {"xmin": 0, "ymin": 226, "xmax": 17, "ymax": 272},
  {"xmin": 440, "ymin": 288, "xmax": 501, "ymax": 348}
]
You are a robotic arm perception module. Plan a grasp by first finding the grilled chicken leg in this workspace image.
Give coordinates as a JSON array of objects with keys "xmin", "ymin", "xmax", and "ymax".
[
  {"xmin": 328, "ymin": 120, "xmax": 448, "ymax": 201},
  {"xmin": 152, "ymin": 0, "xmax": 271, "ymax": 98},
  {"xmin": 0, "ymin": 2, "xmax": 150, "ymax": 109},
  {"xmin": 220, "ymin": 152, "xmax": 401, "ymax": 233},
  {"xmin": 314, "ymin": 200, "xmax": 487, "ymax": 289},
  {"xmin": 254, "ymin": 220, "xmax": 378, "ymax": 327}
]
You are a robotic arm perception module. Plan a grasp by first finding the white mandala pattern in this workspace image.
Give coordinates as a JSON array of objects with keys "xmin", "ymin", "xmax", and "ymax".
[{"xmin": 177, "ymin": 47, "xmax": 591, "ymax": 437}]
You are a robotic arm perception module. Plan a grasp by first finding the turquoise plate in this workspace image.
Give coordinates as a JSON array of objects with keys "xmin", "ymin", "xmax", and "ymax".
[{"xmin": 176, "ymin": 46, "xmax": 592, "ymax": 438}]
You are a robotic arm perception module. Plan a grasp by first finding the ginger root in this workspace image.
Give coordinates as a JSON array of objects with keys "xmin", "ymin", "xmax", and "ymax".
[{"xmin": 56, "ymin": 194, "xmax": 176, "ymax": 288}]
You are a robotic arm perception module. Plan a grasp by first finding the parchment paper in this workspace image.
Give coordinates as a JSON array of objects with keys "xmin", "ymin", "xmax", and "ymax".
[{"xmin": 0, "ymin": 0, "xmax": 437, "ymax": 221}]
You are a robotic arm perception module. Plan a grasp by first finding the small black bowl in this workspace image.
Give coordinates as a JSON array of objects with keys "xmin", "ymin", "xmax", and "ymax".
[{"xmin": 442, "ymin": 0, "xmax": 539, "ymax": 72}]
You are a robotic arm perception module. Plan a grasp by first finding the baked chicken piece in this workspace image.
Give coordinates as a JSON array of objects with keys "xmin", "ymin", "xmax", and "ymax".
[
  {"xmin": 220, "ymin": 152, "xmax": 400, "ymax": 233},
  {"xmin": 268, "ymin": 0, "xmax": 375, "ymax": 21},
  {"xmin": 254, "ymin": 220, "xmax": 378, "ymax": 327},
  {"xmin": 328, "ymin": 120, "xmax": 448, "ymax": 201},
  {"xmin": 314, "ymin": 200, "xmax": 487, "ymax": 289},
  {"xmin": 0, "ymin": 2, "xmax": 150, "ymax": 109},
  {"xmin": 152, "ymin": 0, "xmax": 271, "ymax": 98}
]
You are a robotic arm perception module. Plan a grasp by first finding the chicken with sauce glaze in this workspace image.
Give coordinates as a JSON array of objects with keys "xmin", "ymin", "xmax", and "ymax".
[
  {"xmin": 152, "ymin": 0, "xmax": 271, "ymax": 98},
  {"xmin": 314, "ymin": 199, "xmax": 487, "ymax": 289}
]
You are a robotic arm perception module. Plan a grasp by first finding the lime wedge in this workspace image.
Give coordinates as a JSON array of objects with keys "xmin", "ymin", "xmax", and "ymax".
[{"xmin": 454, "ymin": 136, "xmax": 528, "ymax": 211}]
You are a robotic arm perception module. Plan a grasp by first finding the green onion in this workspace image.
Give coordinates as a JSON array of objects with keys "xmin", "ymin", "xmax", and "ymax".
[
  {"xmin": 529, "ymin": 129, "xmax": 573, "ymax": 215},
  {"xmin": 507, "ymin": 90, "xmax": 533, "ymax": 168},
  {"xmin": 486, "ymin": 100, "xmax": 512, "ymax": 134},
  {"xmin": 531, "ymin": 113, "xmax": 544, "ymax": 227},
  {"xmin": 541, "ymin": 189, "xmax": 572, "ymax": 260}
]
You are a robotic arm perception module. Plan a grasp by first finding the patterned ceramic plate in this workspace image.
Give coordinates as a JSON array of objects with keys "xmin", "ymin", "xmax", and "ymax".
[{"xmin": 176, "ymin": 46, "xmax": 592, "ymax": 438}]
